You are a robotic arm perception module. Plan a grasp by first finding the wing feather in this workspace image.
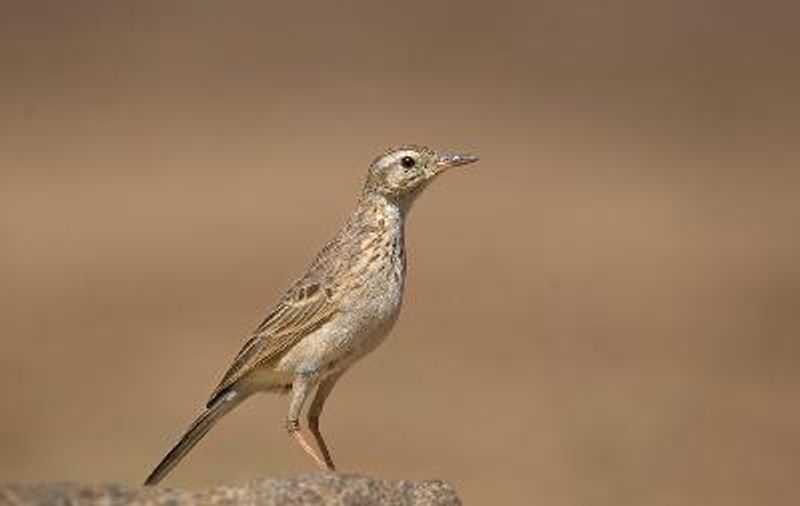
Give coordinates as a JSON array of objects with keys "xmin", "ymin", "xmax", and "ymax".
[{"xmin": 206, "ymin": 282, "xmax": 337, "ymax": 406}]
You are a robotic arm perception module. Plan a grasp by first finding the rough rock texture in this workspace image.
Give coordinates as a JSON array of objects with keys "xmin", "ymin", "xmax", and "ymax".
[{"xmin": 0, "ymin": 473, "xmax": 461, "ymax": 506}]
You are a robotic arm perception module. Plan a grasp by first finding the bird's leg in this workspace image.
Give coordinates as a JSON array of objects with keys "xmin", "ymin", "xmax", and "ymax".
[
  {"xmin": 307, "ymin": 371, "xmax": 344, "ymax": 470},
  {"xmin": 286, "ymin": 372, "xmax": 328, "ymax": 469}
]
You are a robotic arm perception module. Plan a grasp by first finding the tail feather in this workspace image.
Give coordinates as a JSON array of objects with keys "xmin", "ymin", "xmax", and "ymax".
[{"xmin": 144, "ymin": 390, "xmax": 241, "ymax": 486}]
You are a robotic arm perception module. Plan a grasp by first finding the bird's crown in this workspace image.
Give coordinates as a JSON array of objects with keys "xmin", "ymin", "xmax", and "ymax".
[{"xmin": 363, "ymin": 145, "xmax": 477, "ymax": 203}]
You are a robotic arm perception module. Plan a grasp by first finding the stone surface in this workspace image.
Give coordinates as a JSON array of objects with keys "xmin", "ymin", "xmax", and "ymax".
[{"xmin": 0, "ymin": 473, "xmax": 461, "ymax": 506}]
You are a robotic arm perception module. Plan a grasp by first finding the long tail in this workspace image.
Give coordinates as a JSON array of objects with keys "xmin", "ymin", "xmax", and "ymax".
[{"xmin": 144, "ymin": 390, "xmax": 243, "ymax": 486}]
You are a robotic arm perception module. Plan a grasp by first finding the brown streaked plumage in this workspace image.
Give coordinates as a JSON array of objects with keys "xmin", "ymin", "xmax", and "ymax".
[{"xmin": 144, "ymin": 145, "xmax": 478, "ymax": 486}]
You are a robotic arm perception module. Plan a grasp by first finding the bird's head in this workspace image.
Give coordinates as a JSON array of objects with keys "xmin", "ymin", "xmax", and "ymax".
[{"xmin": 363, "ymin": 145, "xmax": 478, "ymax": 205}]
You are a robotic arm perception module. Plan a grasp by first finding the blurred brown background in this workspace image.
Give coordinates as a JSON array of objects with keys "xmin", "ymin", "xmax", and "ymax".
[{"xmin": 2, "ymin": 1, "xmax": 799, "ymax": 504}]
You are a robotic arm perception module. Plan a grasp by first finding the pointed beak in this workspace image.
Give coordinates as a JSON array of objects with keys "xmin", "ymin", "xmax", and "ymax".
[{"xmin": 436, "ymin": 152, "xmax": 479, "ymax": 171}]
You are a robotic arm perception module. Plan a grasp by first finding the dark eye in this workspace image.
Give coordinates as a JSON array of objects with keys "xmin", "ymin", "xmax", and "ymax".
[{"xmin": 400, "ymin": 156, "xmax": 416, "ymax": 169}]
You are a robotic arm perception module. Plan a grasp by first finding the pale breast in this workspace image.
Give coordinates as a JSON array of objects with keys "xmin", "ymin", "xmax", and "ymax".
[
  {"xmin": 275, "ymin": 205, "xmax": 407, "ymax": 376},
  {"xmin": 335, "ymin": 228, "xmax": 405, "ymax": 353},
  {"xmin": 275, "ymin": 268, "xmax": 404, "ymax": 376}
]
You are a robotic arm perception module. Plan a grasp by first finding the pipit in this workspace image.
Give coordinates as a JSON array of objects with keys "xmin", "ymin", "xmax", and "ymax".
[{"xmin": 144, "ymin": 145, "xmax": 478, "ymax": 486}]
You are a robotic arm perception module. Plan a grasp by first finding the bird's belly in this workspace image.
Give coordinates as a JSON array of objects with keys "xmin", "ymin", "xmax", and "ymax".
[{"xmin": 275, "ymin": 281, "xmax": 403, "ymax": 376}]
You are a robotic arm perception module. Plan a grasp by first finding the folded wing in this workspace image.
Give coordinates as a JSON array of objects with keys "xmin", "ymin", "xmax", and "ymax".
[{"xmin": 206, "ymin": 281, "xmax": 337, "ymax": 407}]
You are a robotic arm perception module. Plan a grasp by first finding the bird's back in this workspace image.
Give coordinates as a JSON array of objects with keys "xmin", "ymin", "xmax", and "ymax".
[{"xmin": 208, "ymin": 194, "xmax": 406, "ymax": 402}]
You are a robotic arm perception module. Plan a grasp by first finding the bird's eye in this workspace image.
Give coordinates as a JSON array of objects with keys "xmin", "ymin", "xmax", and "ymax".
[{"xmin": 400, "ymin": 156, "xmax": 416, "ymax": 169}]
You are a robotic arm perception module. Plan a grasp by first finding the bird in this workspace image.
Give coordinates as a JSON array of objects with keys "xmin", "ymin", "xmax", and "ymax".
[{"xmin": 144, "ymin": 145, "xmax": 478, "ymax": 486}]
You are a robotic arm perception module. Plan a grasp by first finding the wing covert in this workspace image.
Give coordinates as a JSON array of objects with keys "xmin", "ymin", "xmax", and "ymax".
[{"xmin": 206, "ymin": 282, "xmax": 337, "ymax": 406}]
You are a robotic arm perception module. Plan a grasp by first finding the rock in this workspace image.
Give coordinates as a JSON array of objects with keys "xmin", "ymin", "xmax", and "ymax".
[{"xmin": 0, "ymin": 473, "xmax": 461, "ymax": 506}]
